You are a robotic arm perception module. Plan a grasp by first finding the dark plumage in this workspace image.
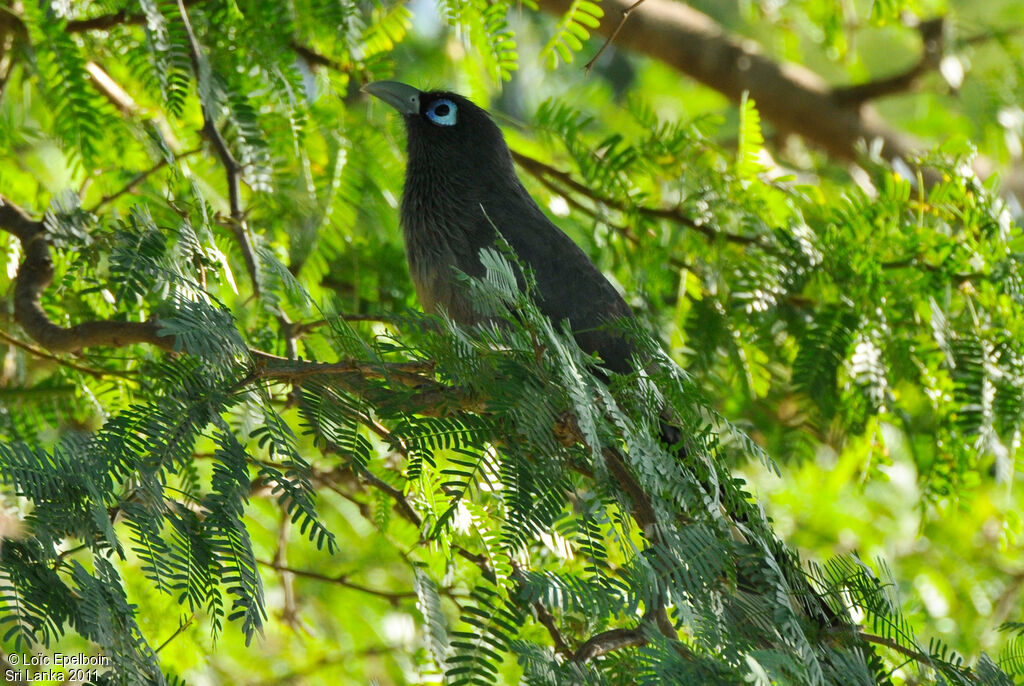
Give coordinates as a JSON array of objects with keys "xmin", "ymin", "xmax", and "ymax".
[
  {"xmin": 364, "ymin": 85, "xmax": 852, "ymax": 635},
  {"xmin": 364, "ymin": 81, "xmax": 637, "ymax": 376}
]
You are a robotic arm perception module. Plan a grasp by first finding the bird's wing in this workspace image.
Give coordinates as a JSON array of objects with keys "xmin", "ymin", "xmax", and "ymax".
[{"xmin": 481, "ymin": 182, "xmax": 638, "ymax": 374}]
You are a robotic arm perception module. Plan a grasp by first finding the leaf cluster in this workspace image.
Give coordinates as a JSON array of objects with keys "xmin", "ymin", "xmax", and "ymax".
[{"xmin": 0, "ymin": 1, "xmax": 1022, "ymax": 684}]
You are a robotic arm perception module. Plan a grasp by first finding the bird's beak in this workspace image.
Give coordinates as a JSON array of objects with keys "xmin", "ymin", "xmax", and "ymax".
[{"xmin": 362, "ymin": 81, "xmax": 421, "ymax": 115}]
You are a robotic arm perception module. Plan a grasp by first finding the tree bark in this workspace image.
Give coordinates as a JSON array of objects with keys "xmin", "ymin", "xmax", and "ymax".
[{"xmin": 538, "ymin": 0, "xmax": 926, "ymax": 173}]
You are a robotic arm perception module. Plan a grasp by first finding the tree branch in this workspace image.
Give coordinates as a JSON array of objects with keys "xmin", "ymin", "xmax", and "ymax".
[
  {"xmin": 308, "ymin": 439, "xmax": 494, "ymax": 576},
  {"xmin": 537, "ymin": 0, "xmax": 931, "ymax": 179},
  {"xmin": 175, "ymin": 0, "xmax": 261, "ymax": 296},
  {"xmin": 241, "ymin": 351, "xmax": 483, "ymax": 420},
  {"xmin": 289, "ymin": 42, "xmax": 351, "ymax": 73},
  {"xmin": 835, "ymin": 21, "xmax": 1024, "ymax": 105},
  {"xmin": 85, "ymin": 60, "xmax": 140, "ymax": 115},
  {"xmin": 880, "ymin": 253, "xmax": 983, "ymax": 284},
  {"xmin": 154, "ymin": 614, "xmax": 196, "ymax": 654},
  {"xmin": 833, "ymin": 18, "xmax": 945, "ymax": 105},
  {"xmin": 583, "ymin": 0, "xmax": 647, "ymax": 72},
  {"xmin": 245, "ymin": 350, "xmax": 436, "ymax": 387},
  {"xmin": 88, "ymin": 147, "xmax": 204, "ymax": 213},
  {"xmin": 1, "ymin": 194, "xmax": 176, "ymax": 353},
  {"xmin": 535, "ymin": 601, "xmax": 575, "ymax": 657},
  {"xmin": 256, "ymin": 558, "xmax": 416, "ymax": 603},
  {"xmin": 65, "ymin": 7, "xmax": 137, "ymax": 33},
  {"xmin": 0, "ymin": 329, "xmax": 137, "ymax": 379},
  {"xmin": 64, "ymin": 0, "xmax": 206, "ymax": 33},
  {"xmin": 829, "ymin": 626, "xmax": 976, "ymax": 680},
  {"xmin": 511, "ymin": 149, "xmax": 758, "ymax": 247},
  {"xmin": 251, "ymin": 353, "xmax": 686, "ymax": 647},
  {"xmin": 63, "ymin": 2, "xmax": 347, "ymax": 87},
  {"xmin": 573, "ymin": 627, "xmax": 646, "ymax": 661}
]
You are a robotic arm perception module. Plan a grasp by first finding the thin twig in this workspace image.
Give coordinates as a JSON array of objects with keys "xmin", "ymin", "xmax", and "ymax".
[
  {"xmin": 89, "ymin": 147, "xmax": 204, "ymax": 213},
  {"xmin": 290, "ymin": 42, "xmax": 351, "ymax": 73},
  {"xmin": 175, "ymin": 0, "xmax": 261, "ymax": 296},
  {"xmin": 962, "ymin": 24, "xmax": 1024, "ymax": 46},
  {"xmin": 583, "ymin": 0, "xmax": 648, "ymax": 73},
  {"xmin": 989, "ymin": 568, "xmax": 1024, "ymax": 629},
  {"xmin": 273, "ymin": 516, "xmax": 310, "ymax": 633},
  {"xmin": 879, "ymin": 253, "xmax": 984, "ymax": 284},
  {"xmin": 291, "ymin": 313, "xmax": 400, "ymax": 336},
  {"xmin": 52, "ymin": 543, "xmax": 89, "ymax": 570},
  {"xmin": 857, "ymin": 631, "xmax": 942, "ymax": 669},
  {"xmin": 355, "ymin": 466, "xmax": 423, "ymax": 528},
  {"xmin": 511, "ymin": 149, "xmax": 758, "ymax": 246},
  {"xmin": 829, "ymin": 626, "xmax": 971, "ymax": 678},
  {"xmin": 154, "ymin": 613, "xmax": 196, "ymax": 653},
  {"xmin": 256, "ymin": 558, "xmax": 416, "ymax": 603}
]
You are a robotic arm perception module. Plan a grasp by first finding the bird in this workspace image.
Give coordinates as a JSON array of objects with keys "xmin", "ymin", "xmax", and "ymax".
[
  {"xmin": 362, "ymin": 82, "xmax": 853, "ymax": 637},
  {"xmin": 363, "ymin": 80, "xmax": 640, "ymax": 380}
]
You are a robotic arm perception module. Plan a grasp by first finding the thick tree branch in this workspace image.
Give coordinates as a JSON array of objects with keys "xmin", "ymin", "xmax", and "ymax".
[
  {"xmin": 63, "ymin": 2, "xmax": 347, "ymax": 85},
  {"xmin": 545, "ymin": 0, "xmax": 1024, "ymax": 195},
  {"xmin": 64, "ymin": 0, "xmax": 205, "ymax": 33},
  {"xmin": 242, "ymin": 351, "xmax": 483, "ymax": 419},
  {"xmin": 245, "ymin": 351, "xmax": 435, "ymax": 386},
  {"xmin": 538, "ymin": 0, "xmax": 928, "ymax": 177},
  {"xmin": 573, "ymin": 627, "xmax": 646, "ymax": 661},
  {"xmin": 64, "ymin": 8, "xmax": 133, "ymax": 33},
  {"xmin": 0, "ymin": 195, "xmax": 41, "ymax": 242},
  {"xmin": 0, "ymin": 329, "xmax": 136, "ymax": 378},
  {"xmin": 1, "ymin": 194, "xmax": 176, "ymax": 353}
]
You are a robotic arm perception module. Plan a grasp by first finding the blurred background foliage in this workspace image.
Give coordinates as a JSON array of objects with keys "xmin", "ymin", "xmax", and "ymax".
[{"xmin": 1, "ymin": 0, "xmax": 1024, "ymax": 683}]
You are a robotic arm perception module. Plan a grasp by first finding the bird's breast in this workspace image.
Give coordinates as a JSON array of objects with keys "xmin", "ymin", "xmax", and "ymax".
[{"xmin": 400, "ymin": 187, "xmax": 496, "ymax": 324}]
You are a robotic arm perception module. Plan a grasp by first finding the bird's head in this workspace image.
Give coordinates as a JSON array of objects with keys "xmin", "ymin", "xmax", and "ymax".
[{"xmin": 363, "ymin": 81, "xmax": 514, "ymax": 184}]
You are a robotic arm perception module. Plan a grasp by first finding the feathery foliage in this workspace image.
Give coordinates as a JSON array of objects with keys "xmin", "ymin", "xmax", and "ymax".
[{"xmin": 0, "ymin": 0, "xmax": 1022, "ymax": 684}]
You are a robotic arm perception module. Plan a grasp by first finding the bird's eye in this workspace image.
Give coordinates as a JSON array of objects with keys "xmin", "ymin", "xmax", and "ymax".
[{"xmin": 425, "ymin": 98, "xmax": 457, "ymax": 126}]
